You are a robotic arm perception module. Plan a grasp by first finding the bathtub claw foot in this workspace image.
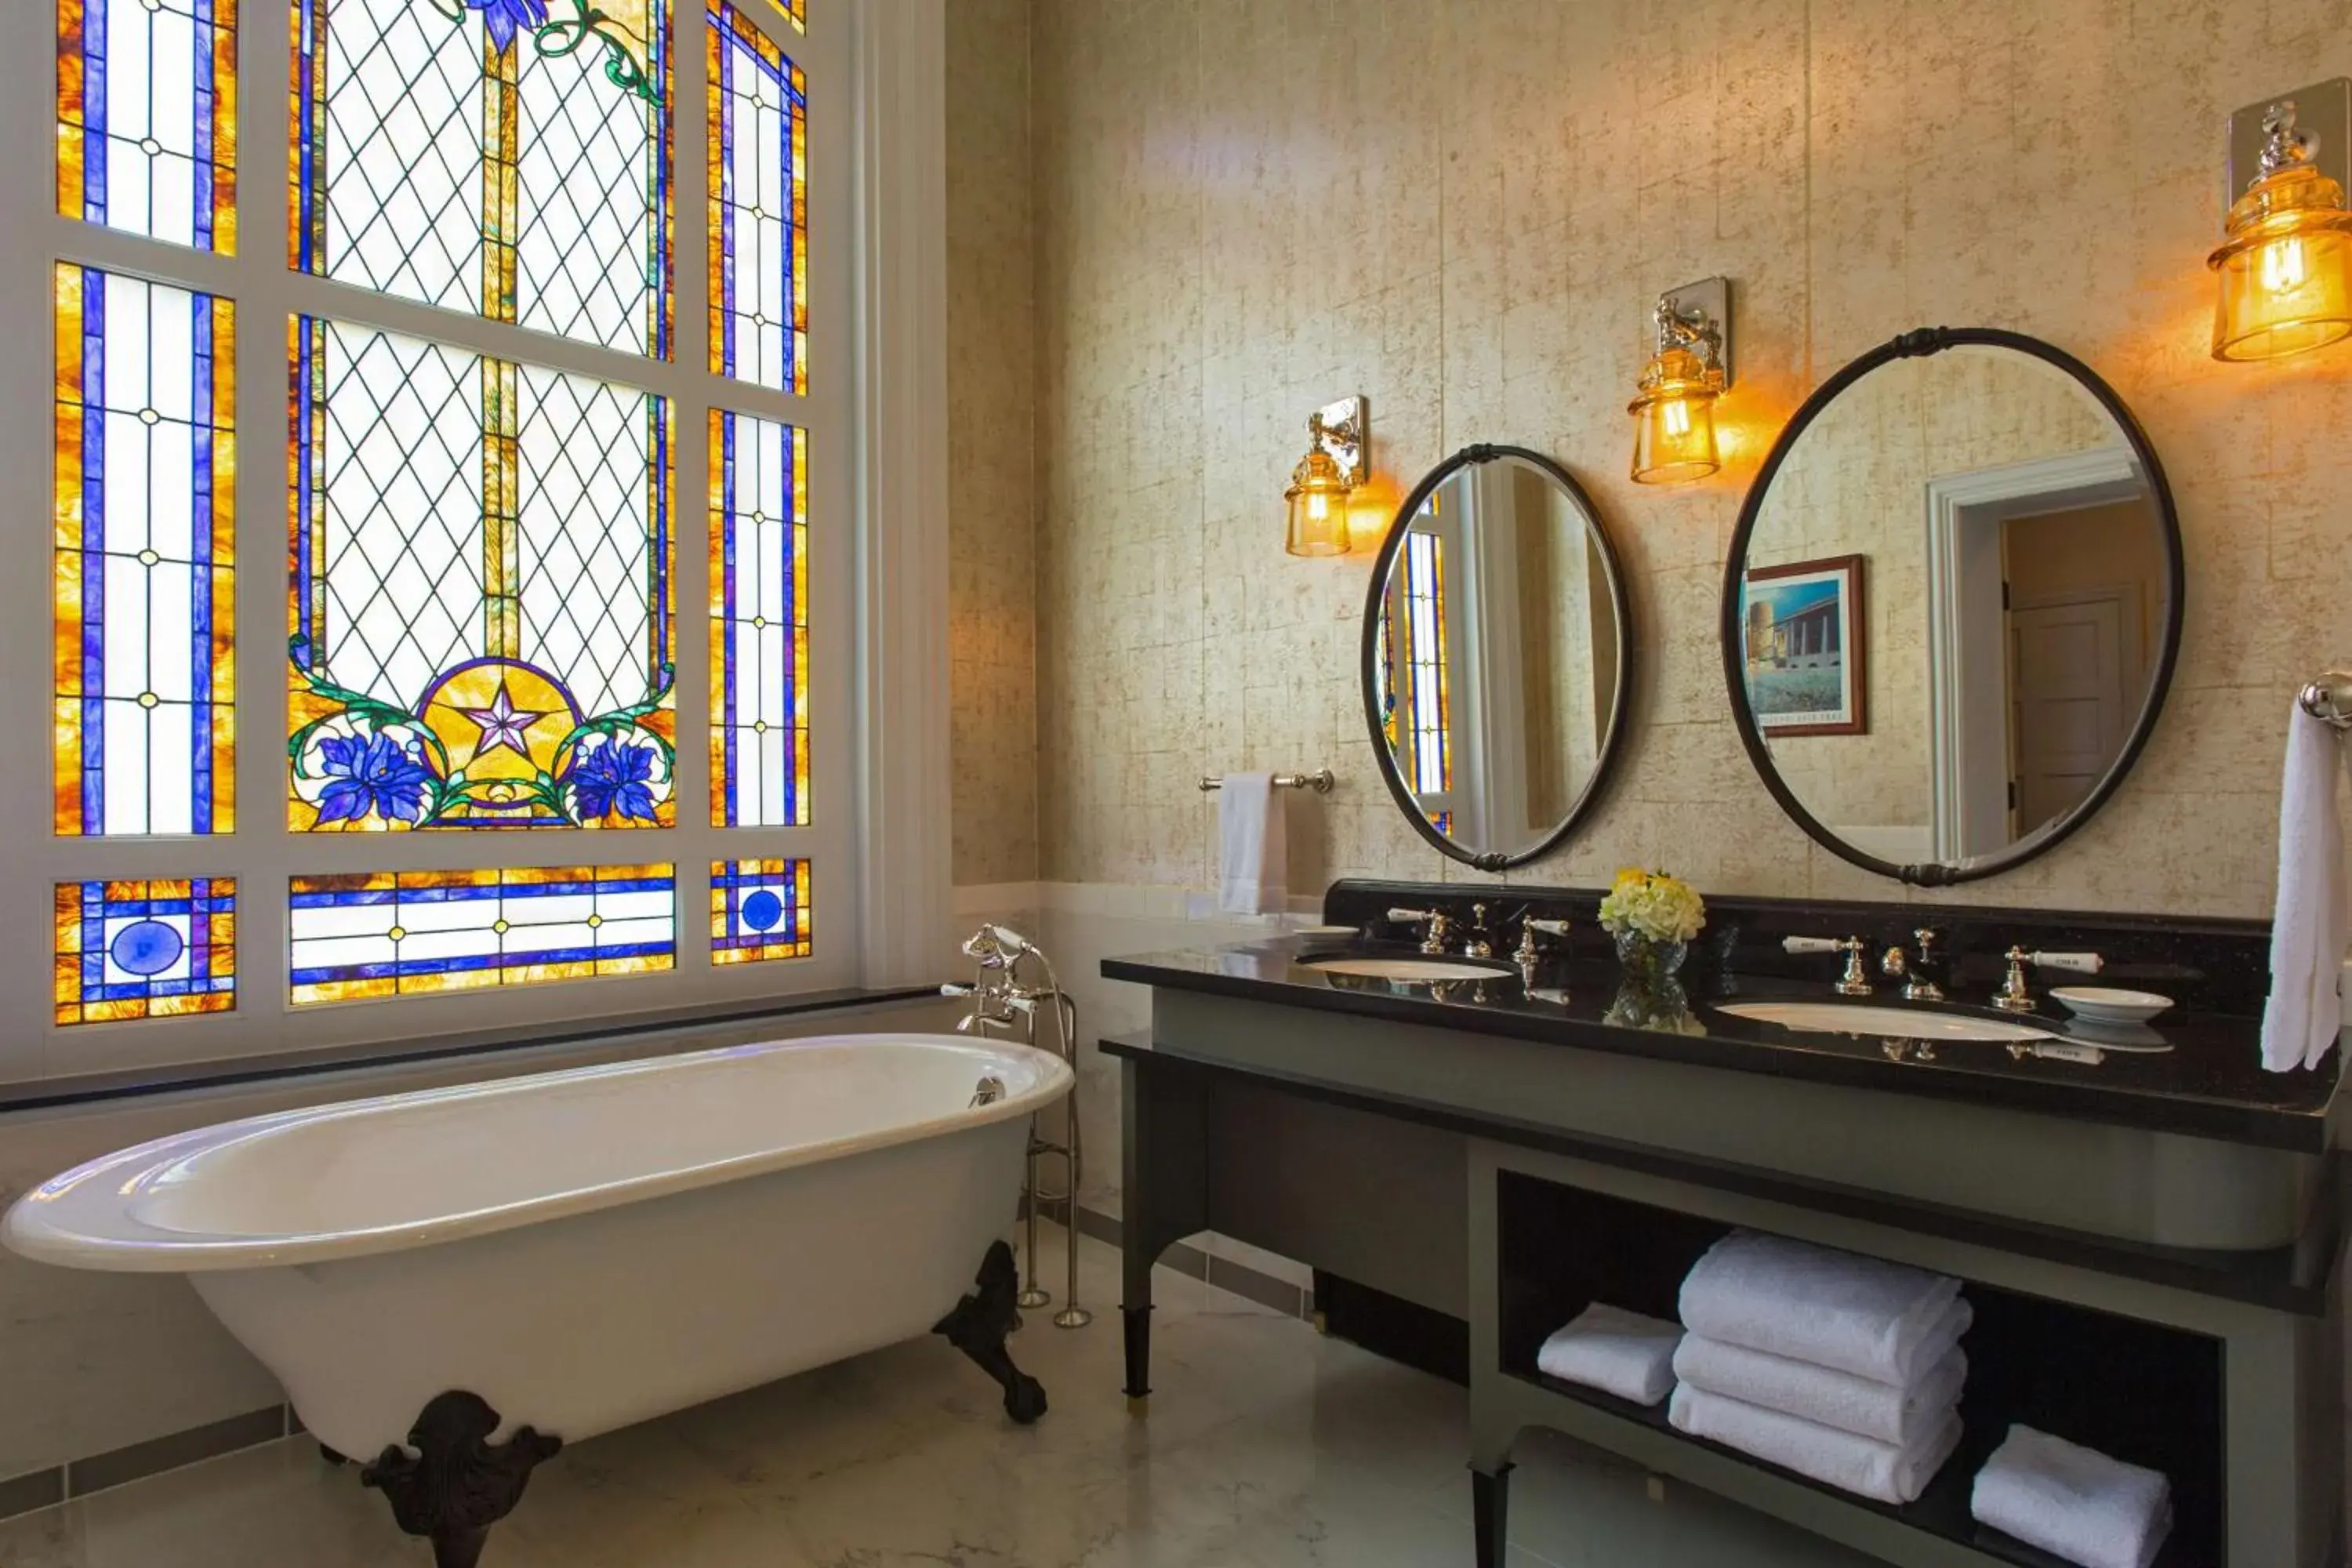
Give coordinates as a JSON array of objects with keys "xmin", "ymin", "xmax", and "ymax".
[
  {"xmin": 934, "ymin": 1240, "xmax": 1049, "ymax": 1425},
  {"xmin": 361, "ymin": 1391, "xmax": 561, "ymax": 1568}
]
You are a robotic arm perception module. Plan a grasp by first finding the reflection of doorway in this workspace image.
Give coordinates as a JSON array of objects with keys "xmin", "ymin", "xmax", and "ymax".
[
  {"xmin": 1923, "ymin": 448, "xmax": 2153, "ymax": 862},
  {"xmin": 2009, "ymin": 590, "xmax": 2130, "ymax": 834}
]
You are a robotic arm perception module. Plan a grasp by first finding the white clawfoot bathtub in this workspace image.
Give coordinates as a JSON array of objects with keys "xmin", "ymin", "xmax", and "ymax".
[{"xmin": 5, "ymin": 1033, "xmax": 1071, "ymax": 1464}]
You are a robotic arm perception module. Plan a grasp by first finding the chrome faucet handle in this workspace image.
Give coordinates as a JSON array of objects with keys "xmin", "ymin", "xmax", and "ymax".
[{"xmin": 1992, "ymin": 946, "xmax": 2038, "ymax": 1013}]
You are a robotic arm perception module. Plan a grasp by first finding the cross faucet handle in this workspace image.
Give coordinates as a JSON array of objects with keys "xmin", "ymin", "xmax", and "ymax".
[{"xmin": 1386, "ymin": 907, "xmax": 1456, "ymax": 955}]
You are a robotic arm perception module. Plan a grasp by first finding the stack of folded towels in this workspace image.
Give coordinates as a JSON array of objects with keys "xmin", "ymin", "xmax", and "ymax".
[
  {"xmin": 1971, "ymin": 1425, "xmax": 2172, "ymax": 1568},
  {"xmin": 1669, "ymin": 1231, "xmax": 1969, "ymax": 1507}
]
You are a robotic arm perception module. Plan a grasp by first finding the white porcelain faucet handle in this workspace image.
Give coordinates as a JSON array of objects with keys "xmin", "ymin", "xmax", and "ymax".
[{"xmin": 2031, "ymin": 951, "xmax": 2105, "ymax": 974}]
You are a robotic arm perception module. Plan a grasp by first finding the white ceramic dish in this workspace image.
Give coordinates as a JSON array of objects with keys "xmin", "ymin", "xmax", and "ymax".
[
  {"xmin": 2060, "ymin": 1017, "xmax": 2174, "ymax": 1052},
  {"xmin": 2050, "ymin": 986, "xmax": 2173, "ymax": 1025}
]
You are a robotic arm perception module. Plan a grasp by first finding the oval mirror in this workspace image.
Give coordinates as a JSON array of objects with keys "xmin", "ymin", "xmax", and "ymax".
[
  {"xmin": 1723, "ymin": 328, "xmax": 2182, "ymax": 885},
  {"xmin": 1362, "ymin": 445, "xmax": 1632, "ymax": 871}
]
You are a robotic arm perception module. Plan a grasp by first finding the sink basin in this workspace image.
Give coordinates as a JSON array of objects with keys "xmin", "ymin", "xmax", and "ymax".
[
  {"xmin": 1714, "ymin": 1001, "xmax": 2055, "ymax": 1044},
  {"xmin": 1308, "ymin": 958, "xmax": 1512, "ymax": 983}
]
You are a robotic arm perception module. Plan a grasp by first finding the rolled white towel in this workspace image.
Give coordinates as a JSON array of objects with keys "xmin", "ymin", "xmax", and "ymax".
[
  {"xmin": 1534, "ymin": 1303, "xmax": 1682, "ymax": 1406},
  {"xmin": 1673, "ymin": 1333, "xmax": 1966, "ymax": 1447},
  {"xmin": 1971, "ymin": 1425, "xmax": 2173, "ymax": 1568},
  {"xmin": 1679, "ymin": 1230, "xmax": 1965, "ymax": 1386},
  {"xmin": 1668, "ymin": 1383, "xmax": 1962, "ymax": 1506}
]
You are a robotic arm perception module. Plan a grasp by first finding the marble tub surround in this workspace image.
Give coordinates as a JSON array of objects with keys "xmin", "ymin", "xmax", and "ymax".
[{"xmin": 0, "ymin": 1229, "xmax": 1880, "ymax": 1568}]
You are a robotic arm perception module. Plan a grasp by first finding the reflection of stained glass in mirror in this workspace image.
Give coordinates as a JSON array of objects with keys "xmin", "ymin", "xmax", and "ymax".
[
  {"xmin": 57, "ymin": 0, "xmax": 239, "ymax": 252},
  {"xmin": 55, "ymin": 877, "xmax": 237, "ymax": 1025},
  {"xmin": 55, "ymin": 264, "xmax": 237, "ymax": 837},
  {"xmin": 709, "ymin": 409, "xmax": 808, "ymax": 826},
  {"xmin": 1402, "ymin": 531, "xmax": 1450, "ymax": 797},
  {"xmin": 290, "ymin": 0, "xmax": 673, "ymax": 357},
  {"xmin": 289, "ymin": 864, "xmax": 675, "ymax": 1005},
  {"xmin": 710, "ymin": 858, "xmax": 810, "ymax": 963},
  {"xmin": 707, "ymin": 0, "xmax": 805, "ymax": 392},
  {"xmin": 289, "ymin": 316, "xmax": 676, "ymax": 832}
]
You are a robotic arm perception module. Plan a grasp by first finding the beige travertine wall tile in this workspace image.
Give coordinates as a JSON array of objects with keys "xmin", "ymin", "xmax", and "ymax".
[
  {"xmin": 1027, "ymin": 0, "xmax": 2352, "ymax": 919},
  {"xmin": 947, "ymin": 0, "xmax": 1040, "ymax": 887}
]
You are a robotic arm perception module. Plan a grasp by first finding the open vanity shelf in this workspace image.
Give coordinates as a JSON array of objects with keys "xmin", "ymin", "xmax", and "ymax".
[{"xmin": 1492, "ymin": 1169, "xmax": 2223, "ymax": 1567}]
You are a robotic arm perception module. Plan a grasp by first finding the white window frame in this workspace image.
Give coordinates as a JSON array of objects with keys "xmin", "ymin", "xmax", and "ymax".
[{"xmin": 0, "ymin": 0, "xmax": 948, "ymax": 1089}]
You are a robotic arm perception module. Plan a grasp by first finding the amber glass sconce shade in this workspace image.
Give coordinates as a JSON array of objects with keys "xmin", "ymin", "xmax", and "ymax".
[
  {"xmin": 2210, "ymin": 96, "xmax": 2352, "ymax": 361},
  {"xmin": 1284, "ymin": 397, "xmax": 1367, "ymax": 557},
  {"xmin": 1629, "ymin": 281, "xmax": 1730, "ymax": 485}
]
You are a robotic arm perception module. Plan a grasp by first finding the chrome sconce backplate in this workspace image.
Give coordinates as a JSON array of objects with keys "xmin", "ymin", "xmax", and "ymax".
[
  {"xmin": 2228, "ymin": 78, "xmax": 2351, "ymax": 201},
  {"xmin": 1309, "ymin": 395, "xmax": 1369, "ymax": 488},
  {"xmin": 1657, "ymin": 277, "xmax": 1733, "ymax": 388}
]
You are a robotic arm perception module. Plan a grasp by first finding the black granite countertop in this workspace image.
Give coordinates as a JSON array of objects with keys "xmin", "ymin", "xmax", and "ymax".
[{"xmin": 1101, "ymin": 936, "xmax": 2343, "ymax": 1152}]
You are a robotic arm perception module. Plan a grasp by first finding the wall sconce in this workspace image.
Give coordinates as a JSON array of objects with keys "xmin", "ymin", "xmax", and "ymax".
[
  {"xmin": 1283, "ymin": 396, "xmax": 1367, "ymax": 557},
  {"xmin": 2210, "ymin": 82, "xmax": 2352, "ymax": 361},
  {"xmin": 1629, "ymin": 278, "xmax": 1730, "ymax": 485}
]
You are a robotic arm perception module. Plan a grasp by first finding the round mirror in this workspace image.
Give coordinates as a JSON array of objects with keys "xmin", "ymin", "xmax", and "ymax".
[
  {"xmin": 1362, "ymin": 445, "xmax": 1631, "ymax": 871},
  {"xmin": 1723, "ymin": 328, "xmax": 2182, "ymax": 885}
]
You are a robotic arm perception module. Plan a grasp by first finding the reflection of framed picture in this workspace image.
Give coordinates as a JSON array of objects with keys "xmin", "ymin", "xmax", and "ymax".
[{"xmin": 1741, "ymin": 554, "xmax": 1867, "ymax": 736}]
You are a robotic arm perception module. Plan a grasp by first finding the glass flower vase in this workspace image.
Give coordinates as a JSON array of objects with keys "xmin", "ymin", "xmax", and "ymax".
[{"xmin": 1606, "ymin": 928, "xmax": 1692, "ymax": 1032}]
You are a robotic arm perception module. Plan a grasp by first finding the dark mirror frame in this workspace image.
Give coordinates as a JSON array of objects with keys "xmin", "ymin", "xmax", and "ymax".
[
  {"xmin": 1360, "ymin": 443, "xmax": 1633, "ymax": 873},
  {"xmin": 1720, "ymin": 326, "xmax": 2184, "ymax": 888}
]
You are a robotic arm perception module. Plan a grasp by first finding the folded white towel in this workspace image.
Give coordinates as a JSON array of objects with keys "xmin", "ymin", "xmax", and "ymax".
[
  {"xmin": 1678, "ymin": 1231, "xmax": 1965, "ymax": 1386},
  {"xmin": 1535, "ymin": 1303, "xmax": 1682, "ymax": 1406},
  {"xmin": 1673, "ymin": 1333, "xmax": 1966, "ymax": 1447},
  {"xmin": 1668, "ymin": 1384, "xmax": 1961, "ymax": 1506},
  {"xmin": 1217, "ymin": 773, "xmax": 1287, "ymax": 916},
  {"xmin": 2263, "ymin": 702, "xmax": 2348, "ymax": 1073},
  {"xmin": 1971, "ymin": 1425, "xmax": 2173, "ymax": 1568}
]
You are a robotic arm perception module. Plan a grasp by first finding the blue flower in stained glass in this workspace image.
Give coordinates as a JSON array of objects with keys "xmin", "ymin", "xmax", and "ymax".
[
  {"xmin": 742, "ymin": 890, "xmax": 785, "ymax": 932},
  {"xmin": 315, "ymin": 732, "xmax": 434, "ymax": 825},
  {"xmin": 570, "ymin": 739, "xmax": 661, "ymax": 822},
  {"xmin": 109, "ymin": 920, "xmax": 186, "ymax": 978},
  {"xmin": 459, "ymin": 0, "xmax": 550, "ymax": 51}
]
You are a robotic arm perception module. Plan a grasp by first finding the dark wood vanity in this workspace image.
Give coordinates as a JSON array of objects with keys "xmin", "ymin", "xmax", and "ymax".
[{"xmin": 1105, "ymin": 881, "xmax": 2344, "ymax": 1568}]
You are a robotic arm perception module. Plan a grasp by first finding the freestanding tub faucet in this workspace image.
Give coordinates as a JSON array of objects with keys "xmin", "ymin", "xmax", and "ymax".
[{"xmin": 948, "ymin": 925, "xmax": 1091, "ymax": 1328}]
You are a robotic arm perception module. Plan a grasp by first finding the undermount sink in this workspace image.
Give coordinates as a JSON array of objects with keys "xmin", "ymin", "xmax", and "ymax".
[
  {"xmin": 1713, "ymin": 1001, "xmax": 2055, "ymax": 1044},
  {"xmin": 1308, "ymin": 957, "xmax": 1512, "ymax": 983}
]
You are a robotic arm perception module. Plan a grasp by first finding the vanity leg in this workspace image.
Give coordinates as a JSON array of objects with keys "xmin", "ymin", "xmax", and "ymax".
[
  {"xmin": 1471, "ymin": 1463, "xmax": 1513, "ymax": 1568},
  {"xmin": 360, "ymin": 1391, "xmax": 561, "ymax": 1568},
  {"xmin": 1121, "ymin": 1303, "xmax": 1152, "ymax": 1416},
  {"xmin": 933, "ymin": 1239, "xmax": 1049, "ymax": 1424}
]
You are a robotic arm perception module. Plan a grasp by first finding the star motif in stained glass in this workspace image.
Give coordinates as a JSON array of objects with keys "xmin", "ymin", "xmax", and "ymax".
[{"xmin": 462, "ymin": 683, "xmax": 551, "ymax": 760}]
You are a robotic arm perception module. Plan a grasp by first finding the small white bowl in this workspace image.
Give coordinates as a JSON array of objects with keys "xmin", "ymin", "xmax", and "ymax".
[{"xmin": 2050, "ymin": 986, "xmax": 2173, "ymax": 1025}]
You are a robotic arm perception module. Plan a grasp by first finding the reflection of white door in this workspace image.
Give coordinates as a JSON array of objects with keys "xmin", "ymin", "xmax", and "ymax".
[{"xmin": 2009, "ymin": 592, "xmax": 2127, "ymax": 835}]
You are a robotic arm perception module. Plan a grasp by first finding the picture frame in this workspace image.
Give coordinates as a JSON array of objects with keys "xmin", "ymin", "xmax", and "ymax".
[{"xmin": 1740, "ymin": 554, "xmax": 1867, "ymax": 737}]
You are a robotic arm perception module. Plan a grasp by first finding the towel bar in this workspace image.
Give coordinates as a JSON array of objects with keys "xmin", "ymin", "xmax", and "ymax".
[
  {"xmin": 1198, "ymin": 770, "xmax": 1335, "ymax": 793},
  {"xmin": 2299, "ymin": 671, "xmax": 2352, "ymax": 730}
]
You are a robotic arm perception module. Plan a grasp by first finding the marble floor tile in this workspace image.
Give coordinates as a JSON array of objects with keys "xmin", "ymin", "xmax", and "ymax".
[{"xmin": 0, "ymin": 1229, "xmax": 1881, "ymax": 1568}]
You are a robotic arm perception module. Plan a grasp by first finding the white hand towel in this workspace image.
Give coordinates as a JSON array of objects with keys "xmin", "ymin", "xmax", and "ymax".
[
  {"xmin": 1668, "ymin": 1384, "xmax": 1962, "ymax": 1506},
  {"xmin": 2263, "ymin": 702, "xmax": 2349, "ymax": 1073},
  {"xmin": 1970, "ymin": 1425, "xmax": 2172, "ymax": 1568},
  {"xmin": 1673, "ymin": 1333, "xmax": 1966, "ymax": 1447},
  {"xmin": 1534, "ymin": 1303, "xmax": 1682, "ymax": 1407},
  {"xmin": 1678, "ymin": 1231, "xmax": 1966, "ymax": 1387},
  {"xmin": 1217, "ymin": 773, "xmax": 1287, "ymax": 916}
]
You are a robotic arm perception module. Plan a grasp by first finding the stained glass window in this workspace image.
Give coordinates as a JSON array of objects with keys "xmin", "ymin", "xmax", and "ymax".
[
  {"xmin": 57, "ymin": 0, "xmax": 239, "ymax": 252},
  {"xmin": 55, "ymin": 263, "xmax": 237, "ymax": 838},
  {"xmin": 707, "ymin": 0, "xmax": 805, "ymax": 392},
  {"xmin": 1402, "ymin": 531, "xmax": 1450, "ymax": 797},
  {"xmin": 291, "ymin": 0, "xmax": 673, "ymax": 358},
  {"xmin": 55, "ymin": 878, "xmax": 237, "ymax": 1025},
  {"xmin": 289, "ymin": 316, "xmax": 676, "ymax": 832},
  {"xmin": 709, "ymin": 409, "xmax": 807, "ymax": 826},
  {"xmin": 289, "ymin": 864, "xmax": 675, "ymax": 1004},
  {"xmin": 710, "ymin": 858, "xmax": 808, "ymax": 963}
]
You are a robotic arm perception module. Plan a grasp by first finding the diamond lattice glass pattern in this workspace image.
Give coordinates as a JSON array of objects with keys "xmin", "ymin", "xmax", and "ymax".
[
  {"xmin": 292, "ymin": 0, "xmax": 673, "ymax": 357},
  {"xmin": 706, "ymin": 0, "xmax": 804, "ymax": 392},
  {"xmin": 289, "ymin": 864, "xmax": 674, "ymax": 1004},
  {"xmin": 709, "ymin": 408, "xmax": 806, "ymax": 826},
  {"xmin": 289, "ymin": 316, "xmax": 676, "ymax": 832},
  {"xmin": 710, "ymin": 858, "xmax": 808, "ymax": 963},
  {"xmin": 56, "ymin": 264, "xmax": 237, "ymax": 838},
  {"xmin": 57, "ymin": 0, "xmax": 239, "ymax": 252},
  {"xmin": 55, "ymin": 877, "xmax": 237, "ymax": 1025}
]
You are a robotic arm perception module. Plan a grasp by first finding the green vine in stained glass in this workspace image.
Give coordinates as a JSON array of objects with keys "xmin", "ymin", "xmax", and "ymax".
[{"xmin": 427, "ymin": 0, "xmax": 666, "ymax": 107}]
